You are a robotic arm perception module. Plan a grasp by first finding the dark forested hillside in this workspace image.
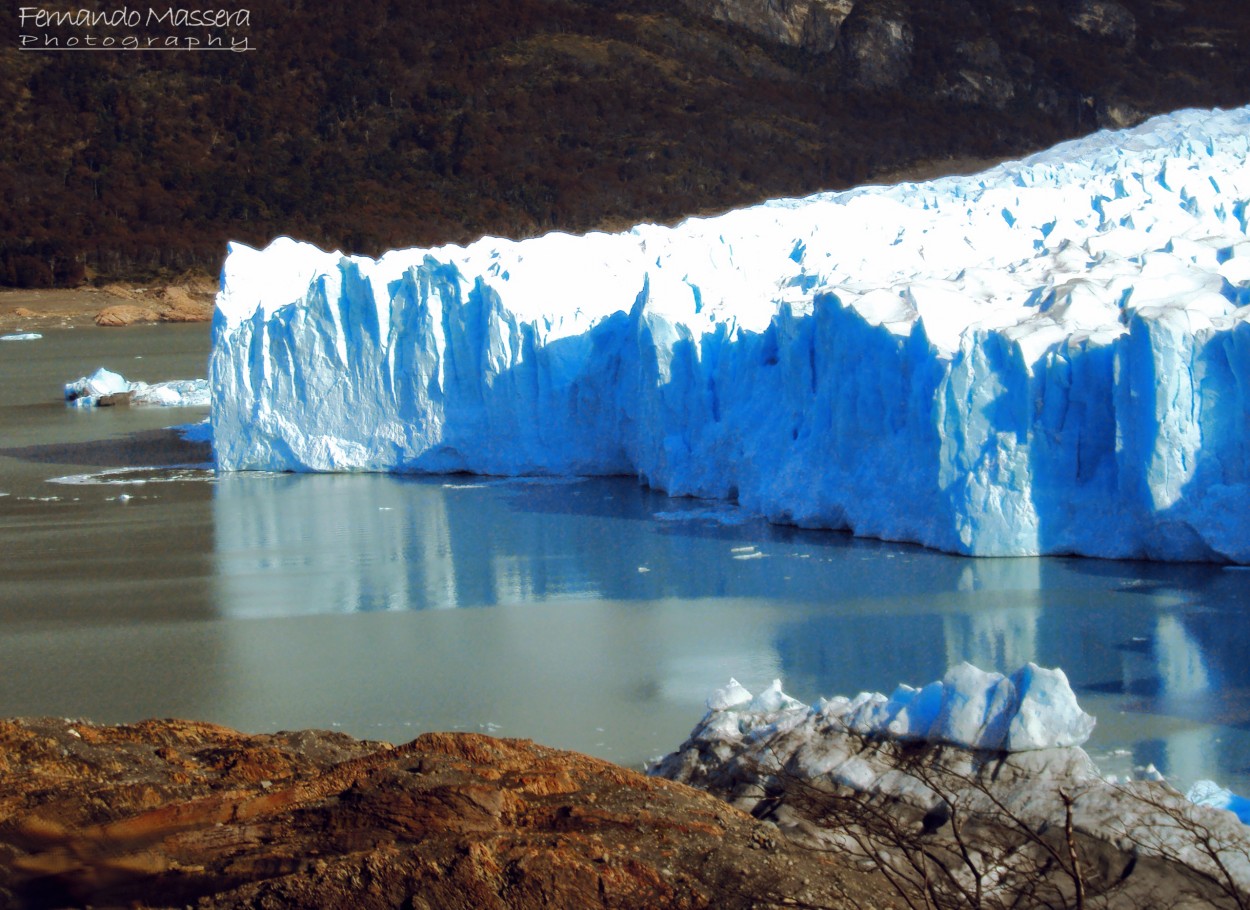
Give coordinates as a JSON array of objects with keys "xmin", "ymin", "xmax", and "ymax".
[{"xmin": 1, "ymin": 0, "xmax": 1248, "ymax": 286}]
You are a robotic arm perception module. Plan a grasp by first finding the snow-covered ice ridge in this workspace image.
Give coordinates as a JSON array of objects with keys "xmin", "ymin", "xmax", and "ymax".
[
  {"xmin": 212, "ymin": 105, "xmax": 1250, "ymax": 561},
  {"xmin": 699, "ymin": 662, "xmax": 1094, "ymax": 755},
  {"xmin": 653, "ymin": 667, "xmax": 1250, "ymax": 889}
]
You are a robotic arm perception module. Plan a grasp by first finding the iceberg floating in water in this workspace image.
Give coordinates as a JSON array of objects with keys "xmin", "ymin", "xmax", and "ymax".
[
  {"xmin": 66, "ymin": 368, "xmax": 210, "ymax": 408},
  {"xmin": 211, "ymin": 105, "xmax": 1250, "ymax": 561},
  {"xmin": 65, "ymin": 367, "xmax": 131, "ymax": 405}
]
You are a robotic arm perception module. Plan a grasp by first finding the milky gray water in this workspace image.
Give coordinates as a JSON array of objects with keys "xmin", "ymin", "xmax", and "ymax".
[{"xmin": 3, "ymin": 326, "xmax": 1250, "ymax": 794}]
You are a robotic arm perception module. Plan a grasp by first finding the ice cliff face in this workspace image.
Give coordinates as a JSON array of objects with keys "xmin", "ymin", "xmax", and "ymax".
[{"xmin": 211, "ymin": 105, "xmax": 1250, "ymax": 562}]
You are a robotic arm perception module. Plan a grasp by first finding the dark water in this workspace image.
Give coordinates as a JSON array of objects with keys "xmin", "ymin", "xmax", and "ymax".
[{"xmin": 2, "ymin": 327, "xmax": 1250, "ymax": 794}]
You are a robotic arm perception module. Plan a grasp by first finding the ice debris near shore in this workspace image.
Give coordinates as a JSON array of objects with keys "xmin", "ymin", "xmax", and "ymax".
[
  {"xmin": 646, "ymin": 664, "xmax": 1103, "ymax": 802},
  {"xmin": 65, "ymin": 367, "xmax": 209, "ymax": 408},
  {"xmin": 1188, "ymin": 779, "xmax": 1250, "ymax": 825},
  {"xmin": 654, "ymin": 668, "xmax": 1250, "ymax": 898},
  {"xmin": 698, "ymin": 662, "xmax": 1094, "ymax": 755},
  {"xmin": 669, "ymin": 668, "xmax": 1250, "ymax": 829},
  {"xmin": 213, "ymin": 105, "xmax": 1250, "ymax": 561},
  {"xmin": 1, "ymin": 332, "xmax": 41, "ymax": 341}
]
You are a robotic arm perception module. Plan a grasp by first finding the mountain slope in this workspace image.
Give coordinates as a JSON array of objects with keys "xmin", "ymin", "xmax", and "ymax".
[{"xmin": 1, "ymin": 0, "xmax": 1247, "ymax": 286}]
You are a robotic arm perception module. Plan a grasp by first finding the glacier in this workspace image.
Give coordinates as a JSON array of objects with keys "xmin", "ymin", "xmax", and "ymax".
[{"xmin": 211, "ymin": 105, "xmax": 1250, "ymax": 562}]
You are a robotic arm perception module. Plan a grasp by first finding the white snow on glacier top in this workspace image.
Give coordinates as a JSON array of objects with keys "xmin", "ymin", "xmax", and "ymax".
[{"xmin": 218, "ymin": 105, "xmax": 1250, "ymax": 356}]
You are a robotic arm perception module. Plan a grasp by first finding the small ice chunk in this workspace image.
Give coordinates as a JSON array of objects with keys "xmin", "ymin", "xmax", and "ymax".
[
  {"xmin": 130, "ymin": 378, "xmax": 210, "ymax": 407},
  {"xmin": 933, "ymin": 663, "xmax": 1015, "ymax": 751},
  {"xmin": 1188, "ymin": 780, "xmax": 1250, "ymax": 825},
  {"xmin": 1, "ymin": 332, "xmax": 41, "ymax": 341},
  {"xmin": 65, "ymin": 367, "xmax": 130, "ymax": 405},
  {"xmin": 1006, "ymin": 663, "xmax": 1096, "ymax": 750},
  {"xmin": 747, "ymin": 679, "xmax": 805, "ymax": 714},
  {"xmin": 707, "ymin": 678, "xmax": 753, "ymax": 711}
]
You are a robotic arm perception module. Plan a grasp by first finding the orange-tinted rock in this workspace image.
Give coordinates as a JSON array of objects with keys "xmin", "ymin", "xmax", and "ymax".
[
  {"xmin": 158, "ymin": 301, "xmax": 214, "ymax": 322},
  {"xmin": 0, "ymin": 718, "xmax": 891, "ymax": 910},
  {"xmin": 94, "ymin": 304, "xmax": 160, "ymax": 326},
  {"xmin": 155, "ymin": 284, "xmax": 215, "ymax": 322}
]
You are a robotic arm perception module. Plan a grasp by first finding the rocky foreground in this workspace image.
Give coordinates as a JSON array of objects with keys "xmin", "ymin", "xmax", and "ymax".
[
  {"xmin": 4, "ymin": 713, "xmax": 1250, "ymax": 909},
  {"xmin": 0, "ymin": 718, "xmax": 889, "ymax": 910}
]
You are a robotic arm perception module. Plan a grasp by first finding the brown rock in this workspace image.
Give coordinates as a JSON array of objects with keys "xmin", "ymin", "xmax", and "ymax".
[
  {"xmin": 840, "ymin": 3, "xmax": 915, "ymax": 90},
  {"xmin": 155, "ymin": 285, "xmax": 194, "ymax": 304},
  {"xmin": 0, "ymin": 719, "xmax": 890, "ymax": 910},
  {"xmin": 155, "ymin": 285, "xmax": 215, "ymax": 323},
  {"xmin": 1068, "ymin": 0, "xmax": 1136, "ymax": 49},
  {"xmin": 12, "ymin": 307, "xmax": 36, "ymax": 318},
  {"xmin": 681, "ymin": 0, "xmax": 854, "ymax": 52},
  {"xmin": 158, "ymin": 301, "xmax": 215, "ymax": 323},
  {"xmin": 101, "ymin": 283, "xmax": 142, "ymax": 301},
  {"xmin": 94, "ymin": 304, "xmax": 160, "ymax": 327}
]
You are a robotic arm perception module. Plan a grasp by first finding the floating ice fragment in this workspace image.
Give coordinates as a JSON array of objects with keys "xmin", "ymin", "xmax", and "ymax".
[
  {"xmin": 1188, "ymin": 779, "xmax": 1250, "ymax": 825},
  {"xmin": 132, "ymin": 380, "xmax": 210, "ymax": 407},
  {"xmin": 65, "ymin": 368, "xmax": 208, "ymax": 408},
  {"xmin": 65, "ymin": 367, "xmax": 130, "ymax": 405},
  {"xmin": 1, "ymin": 332, "xmax": 41, "ymax": 341}
]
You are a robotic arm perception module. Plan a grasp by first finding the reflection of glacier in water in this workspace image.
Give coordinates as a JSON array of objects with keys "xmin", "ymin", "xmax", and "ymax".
[
  {"xmin": 211, "ymin": 471, "xmax": 1250, "ymax": 790},
  {"xmin": 1155, "ymin": 614, "xmax": 1212, "ymax": 698},
  {"xmin": 945, "ymin": 562, "xmax": 1041, "ymax": 672}
]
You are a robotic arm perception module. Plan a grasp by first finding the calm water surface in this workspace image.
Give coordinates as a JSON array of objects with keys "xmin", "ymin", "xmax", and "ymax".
[{"xmin": 2, "ymin": 327, "xmax": 1250, "ymax": 794}]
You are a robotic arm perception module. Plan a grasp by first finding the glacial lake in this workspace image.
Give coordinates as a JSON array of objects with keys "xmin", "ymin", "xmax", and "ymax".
[{"xmin": 3, "ymin": 325, "xmax": 1250, "ymax": 795}]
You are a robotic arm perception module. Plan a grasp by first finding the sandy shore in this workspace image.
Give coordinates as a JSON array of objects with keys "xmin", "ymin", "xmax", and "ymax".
[
  {"xmin": 0, "ymin": 284, "xmax": 215, "ymax": 333},
  {"xmin": 0, "ymin": 289, "xmax": 116, "ymax": 331}
]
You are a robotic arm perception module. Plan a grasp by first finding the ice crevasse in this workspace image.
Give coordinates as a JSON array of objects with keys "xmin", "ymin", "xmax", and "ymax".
[{"xmin": 211, "ymin": 105, "xmax": 1250, "ymax": 562}]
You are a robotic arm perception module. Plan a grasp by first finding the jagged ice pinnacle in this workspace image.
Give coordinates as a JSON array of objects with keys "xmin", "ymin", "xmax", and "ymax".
[{"xmin": 210, "ymin": 106, "xmax": 1250, "ymax": 562}]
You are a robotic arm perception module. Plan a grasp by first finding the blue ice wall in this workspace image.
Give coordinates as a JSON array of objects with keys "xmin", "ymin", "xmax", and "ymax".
[{"xmin": 211, "ymin": 106, "xmax": 1250, "ymax": 562}]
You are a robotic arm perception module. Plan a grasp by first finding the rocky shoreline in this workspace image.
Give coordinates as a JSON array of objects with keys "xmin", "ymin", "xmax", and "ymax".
[
  {"xmin": 0, "ymin": 281, "xmax": 215, "ymax": 333},
  {"xmin": 0, "ymin": 717, "xmax": 887, "ymax": 910},
  {"xmin": 4, "ymin": 710, "xmax": 1249, "ymax": 909}
]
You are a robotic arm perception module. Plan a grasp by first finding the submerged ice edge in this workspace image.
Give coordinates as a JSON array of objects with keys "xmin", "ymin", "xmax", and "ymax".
[
  {"xmin": 48, "ymin": 465, "xmax": 216, "ymax": 485},
  {"xmin": 211, "ymin": 105, "xmax": 1250, "ymax": 562}
]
